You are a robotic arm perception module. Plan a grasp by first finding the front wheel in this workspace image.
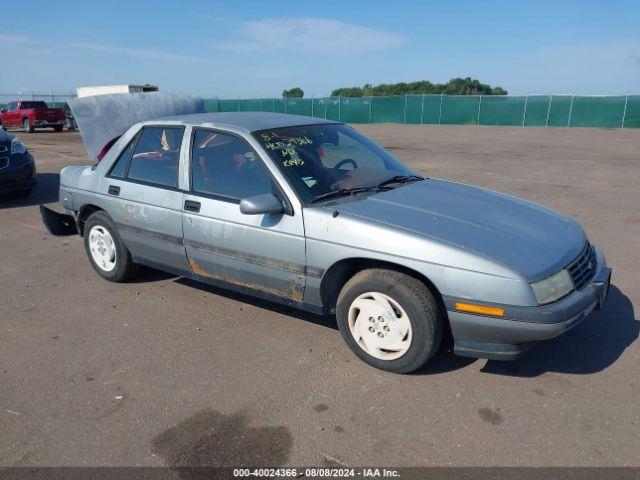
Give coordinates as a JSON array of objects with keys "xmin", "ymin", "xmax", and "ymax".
[
  {"xmin": 336, "ymin": 269, "xmax": 443, "ymax": 373},
  {"xmin": 83, "ymin": 211, "xmax": 137, "ymax": 282}
]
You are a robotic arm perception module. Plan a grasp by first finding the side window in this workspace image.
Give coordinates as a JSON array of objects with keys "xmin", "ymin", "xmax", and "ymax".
[
  {"xmin": 127, "ymin": 127, "xmax": 184, "ymax": 188},
  {"xmin": 191, "ymin": 129, "xmax": 275, "ymax": 200},
  {"xmin": 108, "ymin": 135, "xmax": 137, "ymax": 178}
]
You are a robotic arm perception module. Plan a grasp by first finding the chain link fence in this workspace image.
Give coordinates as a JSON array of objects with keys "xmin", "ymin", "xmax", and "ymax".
[
  {"xmin": 0, "ymin": 92, "xmax": 77, "ymax": 111},
  {"xmin": 3, "ymin": 92, "xmax": 638, "ymax": 128}
]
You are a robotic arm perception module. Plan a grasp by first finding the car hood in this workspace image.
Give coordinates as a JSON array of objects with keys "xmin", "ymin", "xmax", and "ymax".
[{"xmin": 328, "ymin": 179, "xmax": 586, "ymax": 281}]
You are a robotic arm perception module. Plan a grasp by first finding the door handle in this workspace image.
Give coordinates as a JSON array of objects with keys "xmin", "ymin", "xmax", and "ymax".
[
  {"xmin": 108, "ymin": 185, "xmax": 120, "ymax": 196},
  {"xmin": 184, "ymin": 200, "xmax": 201, "ymax": 213}
]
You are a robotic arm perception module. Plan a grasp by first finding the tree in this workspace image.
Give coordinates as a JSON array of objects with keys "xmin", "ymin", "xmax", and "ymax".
[
  {"xmin": 282, "ymin": 87, "xmax": 304, "ymax": 98},
  {"xmin": 330, "ymin": 78, "xmax": 508, "ymax": 96},
  {"xmin": 330, "ymin": 87, "xmax": 363, "ymax": 97}
]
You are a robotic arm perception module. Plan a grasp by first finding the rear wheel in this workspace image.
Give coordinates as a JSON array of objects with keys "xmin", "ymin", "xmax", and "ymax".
[
  {"xmin": 336, "ymin": 269, "xmax": 443, "ymax": 373},
  {"xmin": 84, "ymin": 211, "xmax": 137, "ymax": 282},
  {"xmin": 23, "ymin": 118, "xmax": 34, "ymax": 133}
]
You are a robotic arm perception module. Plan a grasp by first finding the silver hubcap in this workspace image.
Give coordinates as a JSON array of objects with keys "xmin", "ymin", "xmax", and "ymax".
[
  {"xmin": 347, "ymin": 292, "xmax": 412, "ymax": 360},
  {"xmin": 88, "ymin": 225, "xmax": 117, "ymax": 272}
]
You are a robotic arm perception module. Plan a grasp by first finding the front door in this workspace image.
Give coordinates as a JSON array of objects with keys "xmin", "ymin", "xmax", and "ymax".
[
  {"xmin": 98, "ymin": 125, "xmax": 189, "ymax": 273},
  {"xmin": 182, "ymin": 128, "xmax": 306, "ymax": 303}
]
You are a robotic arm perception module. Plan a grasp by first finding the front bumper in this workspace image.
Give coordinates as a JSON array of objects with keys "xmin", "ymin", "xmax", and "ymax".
[
  {"xmin": 0, "ymin": 155, "xmax": 37, "ymax": 193},
  {"xmin": 447, "ymin": 248, "xmax": 611, "ymax": 360}
]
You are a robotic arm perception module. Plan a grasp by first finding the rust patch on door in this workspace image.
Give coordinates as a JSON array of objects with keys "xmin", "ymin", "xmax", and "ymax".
[
  {"xmin": 188, "ymin": 259, "xmax": 303, "ymax": 301},
  {"xmin": 289, "ymin": 276, "xmax": 305, "ymax": 301},
  {"xmin": 188, "ymin": 258, "xmax": 214, "ymax": 279}
]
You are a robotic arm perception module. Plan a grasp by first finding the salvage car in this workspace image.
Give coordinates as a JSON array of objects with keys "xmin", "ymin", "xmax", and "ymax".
[
  {"xmin": 0, "ymin": 129, "xmax": 36, "ymax": 197},
  {"xmin": 42, "ymin": 107, "xmax": 611, "ymax": 373}
]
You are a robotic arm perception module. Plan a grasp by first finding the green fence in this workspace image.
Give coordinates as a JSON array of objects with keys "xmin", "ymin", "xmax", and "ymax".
[
  {"xmin": 203, "ymin": 95, "xmax": 640, "ymax": 128},
  {"xmin": 2, "ymin": 94, "xmax": 638, "ymax": 128}
]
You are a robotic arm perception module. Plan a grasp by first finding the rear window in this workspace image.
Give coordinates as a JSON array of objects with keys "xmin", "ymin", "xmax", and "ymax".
[{"xmin": 20, "ymin": 101, "xmax": 48, "ymax": 110}]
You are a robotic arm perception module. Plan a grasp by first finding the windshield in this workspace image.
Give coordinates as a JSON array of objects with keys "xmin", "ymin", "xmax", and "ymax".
[{"xmin": 254, "ymin": 124, "xmax": 415, "ymax": 204}]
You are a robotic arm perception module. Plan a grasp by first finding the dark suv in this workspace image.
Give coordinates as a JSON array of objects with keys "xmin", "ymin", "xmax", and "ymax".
[{"xmin": 0, "ymin": 129, "xmax": 36, "ymax": 197}]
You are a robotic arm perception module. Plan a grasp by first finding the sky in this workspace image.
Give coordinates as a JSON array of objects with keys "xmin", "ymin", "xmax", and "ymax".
[{"xmin": 1, "ymin": 0, "xmax": 639, "ymax": 98}]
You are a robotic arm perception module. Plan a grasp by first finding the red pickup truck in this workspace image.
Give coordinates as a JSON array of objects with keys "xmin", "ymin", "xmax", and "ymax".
[{"xmin": 0, "ymin": 100, "xmax": 66, "ymax": 133}]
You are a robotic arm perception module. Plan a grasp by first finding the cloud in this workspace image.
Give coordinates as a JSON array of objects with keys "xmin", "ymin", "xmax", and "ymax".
[
  {"xmin": 219, "ymin": 17, "xmax": 405, "ymax": 54},
  {"xmin": 0, "ymin": 34, "xmax": 34, "ymax": 46},
  {"xmin": 69, "ymin": 42, "xmax": 207, "ymax": 63}
]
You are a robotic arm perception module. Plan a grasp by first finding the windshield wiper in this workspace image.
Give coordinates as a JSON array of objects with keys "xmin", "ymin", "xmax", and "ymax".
[
  {"xmin": 310, "ymin": 175, "xmax": 425, "ymax": 204},
  {"xmin": 309, "ymin": 187, "xmax": 373, "ymax": 204},
  {"xmin": 376, "ymin": 174, "xmax": 425, "ymax": 189}
]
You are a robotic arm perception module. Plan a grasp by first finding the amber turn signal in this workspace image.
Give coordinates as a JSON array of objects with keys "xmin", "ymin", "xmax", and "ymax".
[{"xmin": 455, "ymin": 302, "xmax": 505, "ymax": 317}]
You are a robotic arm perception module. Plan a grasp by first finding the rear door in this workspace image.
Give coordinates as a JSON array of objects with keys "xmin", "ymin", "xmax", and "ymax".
[
  {"xmin": 97, "ymin": 125, "xmax": 189, "ymax": 273},
  {"xmin": 182, "ymin": 128, "xmax": 306, "ymax": 303}
]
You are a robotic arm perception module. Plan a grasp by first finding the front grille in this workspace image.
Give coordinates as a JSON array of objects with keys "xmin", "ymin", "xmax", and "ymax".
[
  {"xmin": 0, "ymin": 157, "xmax": 8, "ymax": 169},
  {"xmin": 567, "ymin": 242, "xmax": 597, "ymax": 291}
]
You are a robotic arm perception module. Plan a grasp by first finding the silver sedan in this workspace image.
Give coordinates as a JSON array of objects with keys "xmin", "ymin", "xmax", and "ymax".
[{"xmin": 42, "ymin": 106, "xmax": 611, "ymax": 373}]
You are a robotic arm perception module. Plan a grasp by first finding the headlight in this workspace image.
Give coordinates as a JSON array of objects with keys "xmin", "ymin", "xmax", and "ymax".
[
  {"xmin": 531, "ymin": 269, "xmax": 574, "ymax": 305},
  {"xmin": 10, "ymin": 137, "xmax": 27, "ymax": 155}
]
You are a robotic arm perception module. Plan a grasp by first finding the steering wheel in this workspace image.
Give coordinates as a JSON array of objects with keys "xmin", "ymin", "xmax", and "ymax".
[{"xmin": 334, "ymin": 158, "xmax": 358, "ymax": 170}]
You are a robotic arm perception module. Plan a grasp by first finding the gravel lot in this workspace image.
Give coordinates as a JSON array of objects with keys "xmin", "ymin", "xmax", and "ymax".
[{"xmin": 1, "ymin": 125, "xmax": 638, "ymax": 468}]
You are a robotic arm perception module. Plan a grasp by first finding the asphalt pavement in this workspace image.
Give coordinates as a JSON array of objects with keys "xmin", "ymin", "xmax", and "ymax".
[{"xmin": 1, "ymin": 125, "xmax": 638, "ymax": 468}]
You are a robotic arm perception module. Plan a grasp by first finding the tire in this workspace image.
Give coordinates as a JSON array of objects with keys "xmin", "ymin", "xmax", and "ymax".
[
  {"xmin": 336, "ymin": 269, "xmax": 443, "ymax": 374},
  {"xmin": 54, "ymin": 125, "xmax": 63, "ymax": 132},
  {"xmin": 23, "ymin": 118, "xmax": 34, "ymax": 133},
  {"xmin": 83, "ymin": 211, "xmax": 137, "ymax": 282}
]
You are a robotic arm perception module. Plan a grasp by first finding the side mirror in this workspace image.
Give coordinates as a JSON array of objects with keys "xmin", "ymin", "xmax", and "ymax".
[
  {"xmin": 0, "ymin": 109, "xmax": 6, "ymax": 113},
  {"xmin": 240, "ymin": 193, "xmax": 285, "ymax": 215}
]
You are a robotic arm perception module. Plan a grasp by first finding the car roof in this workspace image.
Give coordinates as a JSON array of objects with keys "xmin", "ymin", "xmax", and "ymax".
[{"xmin": 155, "ymin": 111, "xmax": 337, "ymax": 133}]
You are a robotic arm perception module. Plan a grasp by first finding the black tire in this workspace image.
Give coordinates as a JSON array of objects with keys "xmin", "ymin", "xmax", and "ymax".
[
  {"xmin": 10, "ymin": 189, "xmax": 32, "ymax": 198},
  {"xmin": 83, "ymin": 211, "xmax": 137, "ymax": 282},
  {"xmin": 336, "ymin": 269, "xmax": 443, "ymax": 374},
  {"xmin": 23, "ymin": 118, "xmax": 34, "ymax": 133},
  {"xmin": 54, "ymin": 125, "xmax": 63, "ymax": 132}
]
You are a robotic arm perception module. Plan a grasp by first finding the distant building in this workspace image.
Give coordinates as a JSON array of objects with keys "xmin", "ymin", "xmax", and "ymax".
[{"xmin": 76, "ymin": 84, "xmax": 159, "ymax": 98}]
